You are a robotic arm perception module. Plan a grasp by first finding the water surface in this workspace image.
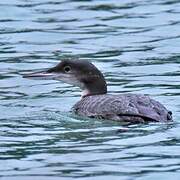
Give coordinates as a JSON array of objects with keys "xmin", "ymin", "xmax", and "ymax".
[{"xmin": 0, "ymin": 0, "xmax": 180, "ymax": 179}]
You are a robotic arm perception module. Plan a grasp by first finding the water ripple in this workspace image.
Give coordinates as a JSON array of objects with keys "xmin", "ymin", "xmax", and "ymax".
[{"xmin": 0, "ymin": 0, "xmax": 180, "ymax": 179}]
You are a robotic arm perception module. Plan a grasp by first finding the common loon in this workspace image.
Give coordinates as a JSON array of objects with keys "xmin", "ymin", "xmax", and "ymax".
[{"xmin": 23, "ymin": 59, "xmax": 172, "ymax": 123}]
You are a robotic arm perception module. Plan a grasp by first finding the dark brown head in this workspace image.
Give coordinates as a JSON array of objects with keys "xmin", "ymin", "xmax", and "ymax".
[{"xmin": 23, "ymin": 59, "xmax": 107, "ymax": 97}]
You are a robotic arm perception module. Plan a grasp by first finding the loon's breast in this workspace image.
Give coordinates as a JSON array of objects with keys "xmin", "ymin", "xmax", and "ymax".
[{"xmin": 72, "ymin": 94, "xmax": 172, "ymax": 123}]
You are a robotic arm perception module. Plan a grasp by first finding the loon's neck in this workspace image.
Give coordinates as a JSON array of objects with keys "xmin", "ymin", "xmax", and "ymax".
[
  {"xmin": 81, "ymin": 87, "xmax": 107, "ymax": 98},
  {"xmin": 81, "ymin": 74, "xmax": 107, "ymax": 98}
]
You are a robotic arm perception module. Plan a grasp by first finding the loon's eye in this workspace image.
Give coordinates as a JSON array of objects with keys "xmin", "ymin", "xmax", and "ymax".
[{"xmin": 64, "ymin": 66, "xmax": 71, "ymax": 73}]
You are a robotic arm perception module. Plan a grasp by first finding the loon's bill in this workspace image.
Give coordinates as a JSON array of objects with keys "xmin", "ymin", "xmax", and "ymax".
[{"xmin": 23, "ymin": 70, "xmax": 60, "ymax": 80}]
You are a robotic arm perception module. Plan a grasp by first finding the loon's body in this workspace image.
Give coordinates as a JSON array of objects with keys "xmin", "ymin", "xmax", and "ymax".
[
  {"xmin": 73, "ymin": 94, "xmax": 172, "ymax": 123},
  {"xmin": 23, "ymin": 59, "xmax": 172, "ymax": 123}
]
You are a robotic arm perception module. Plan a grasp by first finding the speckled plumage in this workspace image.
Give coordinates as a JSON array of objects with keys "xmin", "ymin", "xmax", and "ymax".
[{"xmin": 73, "ymin": 94, "xmax": 172, "ymax": 123}]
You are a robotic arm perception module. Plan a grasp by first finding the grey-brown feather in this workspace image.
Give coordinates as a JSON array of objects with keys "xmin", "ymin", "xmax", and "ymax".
[{"xmin": 72, "ymin": 94, "xmax": 172, "ymax": 123}]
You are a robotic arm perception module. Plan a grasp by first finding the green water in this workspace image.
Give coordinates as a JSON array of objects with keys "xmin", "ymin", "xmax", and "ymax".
[{"xmin": 0, "ymin": 0, "xmax": 180, "ymax": 179}]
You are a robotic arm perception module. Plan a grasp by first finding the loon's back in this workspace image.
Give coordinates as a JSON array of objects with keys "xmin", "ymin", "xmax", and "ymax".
[{"xmin": 73, "ymin": 94, "xmax": 172, "ymax": 123}]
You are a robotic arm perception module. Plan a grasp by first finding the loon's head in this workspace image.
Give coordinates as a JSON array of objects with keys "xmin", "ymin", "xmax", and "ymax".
[{"xmin": 23, "ymin": 59, "xmax": 107, "ymax": 97}]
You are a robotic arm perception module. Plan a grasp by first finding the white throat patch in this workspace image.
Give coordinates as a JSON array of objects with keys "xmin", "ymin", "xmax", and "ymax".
[{"xmin": 81, "ymin": 89, "xmax": 90, "ymax": 98}]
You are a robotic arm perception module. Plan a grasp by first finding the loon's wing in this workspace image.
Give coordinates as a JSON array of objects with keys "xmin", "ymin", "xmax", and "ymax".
[{"xmin": 73, "ymin": 94, "xmax": 172, "ymax": 123}]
